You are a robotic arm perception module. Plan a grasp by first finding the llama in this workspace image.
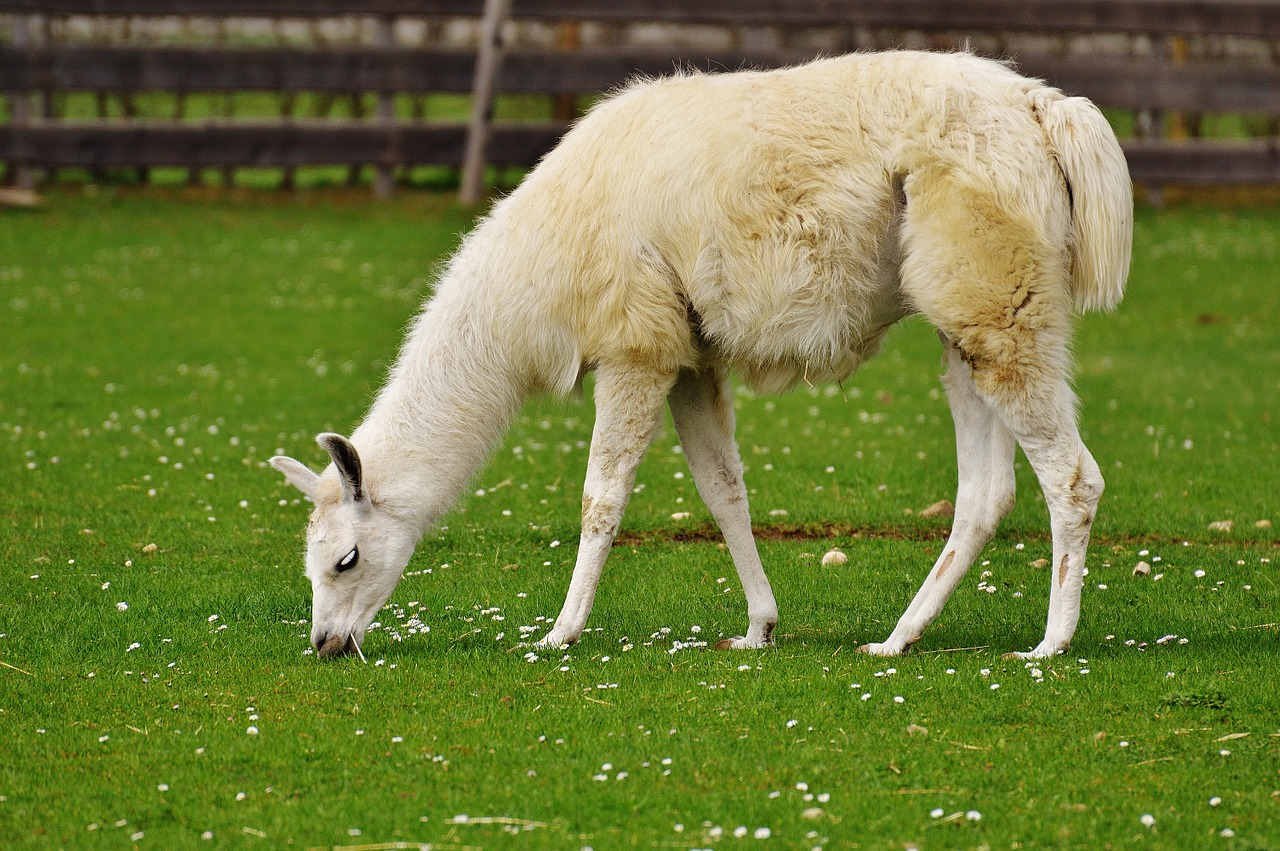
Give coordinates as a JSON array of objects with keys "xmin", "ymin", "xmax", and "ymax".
[{"xmin": 270, "ymin": 51, "xmax": 1131, "ymax": 660}]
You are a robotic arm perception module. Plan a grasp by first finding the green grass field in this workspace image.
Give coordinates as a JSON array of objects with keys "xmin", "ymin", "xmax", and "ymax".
[{"xmin": 1, "ymin": 188, "xmax": 1278, "ymax": 848}]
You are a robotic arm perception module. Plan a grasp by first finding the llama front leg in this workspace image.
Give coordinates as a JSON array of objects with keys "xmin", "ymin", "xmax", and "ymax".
[
  {"xmin": 669, "ymin": 367, "xmax": 778, "ymax": 649},
  {"xmin": 861, "ymin": 339, "xmax": 1017, "ymax": 656},
  {"xmin": 536, "ymin": 363, "xmax": 676, "ymax": 650}
]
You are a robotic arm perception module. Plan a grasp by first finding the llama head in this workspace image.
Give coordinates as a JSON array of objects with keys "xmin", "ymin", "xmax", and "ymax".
[{"xmin": 270, "ymin": 433, "xmax": 416, "ymax": 658}]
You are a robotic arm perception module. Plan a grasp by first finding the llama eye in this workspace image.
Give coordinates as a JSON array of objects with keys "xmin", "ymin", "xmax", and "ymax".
[{"xmin": 337, "ymin": 546, "xmax": 359, "ymax": 573}]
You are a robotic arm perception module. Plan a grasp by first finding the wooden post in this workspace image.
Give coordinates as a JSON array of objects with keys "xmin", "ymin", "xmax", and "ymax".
[
  {"xmin": 373, "ymin": 14, "xmax": 397, "ymax": 199},
  {"xmin": 9, "ymin": 14, "xmax": 36, "ymax": 190},
  {"xmin": 215, "ymin": 17, "xmax": 234, "ymax": 188},
  {"xmin": 460, "ymin": 0, "xmax": 512, "ymax": 205},
  {"xmin": 1169, "ymin": 35, "xmax": 1189, "ymax": 141},
  {"xmin": 552, "ymin": 21, "xmax": 582, "ymax": 122},
  {"xmin": 275, "ymin": 17, "xmax": 297, "ymax": 191}
]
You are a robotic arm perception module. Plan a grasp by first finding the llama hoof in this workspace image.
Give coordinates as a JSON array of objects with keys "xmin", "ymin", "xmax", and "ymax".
[
  {"xmin": 714, "ymin": 621, "xmax": 777, "ymax": 650},
  {"xmin": 714, "ymin": 634, "xmax": 773, "ymax": 650},
  {"xmin": 1002, "ymin": 640, "xmax": 1067, "ymax": 660},
  {"xmin": 857, "ymin": 642, "xmax": 904, "ymax": 657},
  {"xmin": 532, "ymin": 633, "xmax": 576, "ymax": 652}
]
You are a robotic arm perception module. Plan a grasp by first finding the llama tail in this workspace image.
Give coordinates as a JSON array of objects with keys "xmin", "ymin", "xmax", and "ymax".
[{"xmin": 1029, "ymin": 89, "xmax": 1133, "ymax": 313}]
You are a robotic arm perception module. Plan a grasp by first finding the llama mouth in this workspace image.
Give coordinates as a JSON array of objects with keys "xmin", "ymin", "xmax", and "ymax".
[{"xmin": 314, "ymin": 630, "xmax": 363, "ymax": 659}]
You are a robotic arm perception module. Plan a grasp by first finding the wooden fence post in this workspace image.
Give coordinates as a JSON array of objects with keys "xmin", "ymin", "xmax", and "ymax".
[
  {"xmin": 373, "ymin": 14, "xmax": 397, "ymax": 199},
  {"xmin": 9, "ymin": 14, "xmax": 37, "ymax": 190},
  {"xmin": 460, "ymin": 0, "xmax": 512, "ymax": 205},
  {"xmin": 552, "ymin": 21, "xmax": 582, "ymax": 122}
]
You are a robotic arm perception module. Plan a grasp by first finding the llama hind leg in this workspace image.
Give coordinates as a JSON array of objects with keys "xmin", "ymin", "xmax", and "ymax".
[
  {"xmin": 537, "ymin": 363, "xmax": 675, "ymax": 651},
  {"xmin": 937, "ymin": 318, "xmax": 1100, "ymax": 658},
  {"xmin": 995, "ymin": 392, "xmax": 1103, "ymax": 659},
  {"xmin": 893, "ymin": 160, "xmax": 1095, "ymax": 656},
  {"xmin": 669, "ymin": 367, "xmax": 778, "ymax": 649},
  {"xmin": 860, "ymin": 337, "xmax": 1017, "ymax": 656}
]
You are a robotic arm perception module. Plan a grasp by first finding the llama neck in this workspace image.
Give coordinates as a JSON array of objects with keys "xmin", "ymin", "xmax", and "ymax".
[{"xmin": 351, "ymin": 289, "xmax": 525, "ymax": 537}]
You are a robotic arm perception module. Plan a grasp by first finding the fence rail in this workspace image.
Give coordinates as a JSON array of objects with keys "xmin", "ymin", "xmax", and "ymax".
[
  {"xmin": 6, "ymin": 46, "xmax": 1280, "ymax": 116},
  {"xmin": 5, "ymin": 1, "xmax": 1280, "ymax": 37},
  {"xmin": 5, "ymin": 1, "xmax": 1280, "ymax": 196}
]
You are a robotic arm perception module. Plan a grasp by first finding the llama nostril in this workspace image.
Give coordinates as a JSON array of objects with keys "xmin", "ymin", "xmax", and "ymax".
[{"xmin": 312, "ymin": 631, "xmax": 327, "ymax": 652}]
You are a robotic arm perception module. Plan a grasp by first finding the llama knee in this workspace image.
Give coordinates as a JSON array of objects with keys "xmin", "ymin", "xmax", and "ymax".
[
  {"xmin": 991, "ymin": 477, "xmax": 1018, "ymax": 527},
  {"xmin": 581, "ymin": 494, "xmax": 624, "ymax": 538},
  {"xmin": 1048, "ymin": 449, "xmax": 1103, "ymax": 533},
  {"xmin": 1068, "ymin": 451, "xmax": 1104, "ymax": 527},
  {"xmin": 958, "ymin": 470, "xmax": 1016, "ymax": 540}
]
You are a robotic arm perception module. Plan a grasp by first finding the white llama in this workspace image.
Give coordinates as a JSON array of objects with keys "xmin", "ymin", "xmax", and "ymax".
[{"xmin": 271, "ymin": 51, "xmax": 1131, "ymax": 660}]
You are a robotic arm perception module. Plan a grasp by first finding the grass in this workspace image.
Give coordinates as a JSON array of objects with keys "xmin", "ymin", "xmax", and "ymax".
[{"xmin": 1, "ymin": 188, "xmax": 1278, "ymax": 848}]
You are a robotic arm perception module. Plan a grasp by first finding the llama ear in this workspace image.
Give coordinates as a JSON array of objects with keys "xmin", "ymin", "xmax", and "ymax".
[
  {"xmin": 317, "ymin": 433, "xmax": 364, "ymax": 503},
  {"xmin": 269, "ymin": 455, "xmax": 322, "ymax": 501}
]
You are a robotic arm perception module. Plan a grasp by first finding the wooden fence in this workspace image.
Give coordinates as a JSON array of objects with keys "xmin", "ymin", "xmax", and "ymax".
[{"xmin": 4, "ymin": 1, "xmax": 1280, "ymax": 199}]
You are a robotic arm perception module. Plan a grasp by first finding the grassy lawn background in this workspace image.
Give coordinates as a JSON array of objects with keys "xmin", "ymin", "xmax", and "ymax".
[{"xmin": 1, "ymin": 188, "xmax": 1277, "ymax": 848}]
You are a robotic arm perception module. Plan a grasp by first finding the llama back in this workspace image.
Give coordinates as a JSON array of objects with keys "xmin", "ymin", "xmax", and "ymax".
[
  {"xmin": 457, "ymin": 52, "xmax": 1128, "ymax": 396},
  {"xmin": 498, "ymin": 55, "xmax": 919, "ymax": 389}
]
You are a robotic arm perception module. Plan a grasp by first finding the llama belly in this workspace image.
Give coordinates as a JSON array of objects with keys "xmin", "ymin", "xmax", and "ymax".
[
  {"xmin": 718, "ymin": 319, "xmax": 896, "ymax": 395},
  {"xmin": 686, "ymin": 229, "xmax": 906, "ymax": 394}
]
